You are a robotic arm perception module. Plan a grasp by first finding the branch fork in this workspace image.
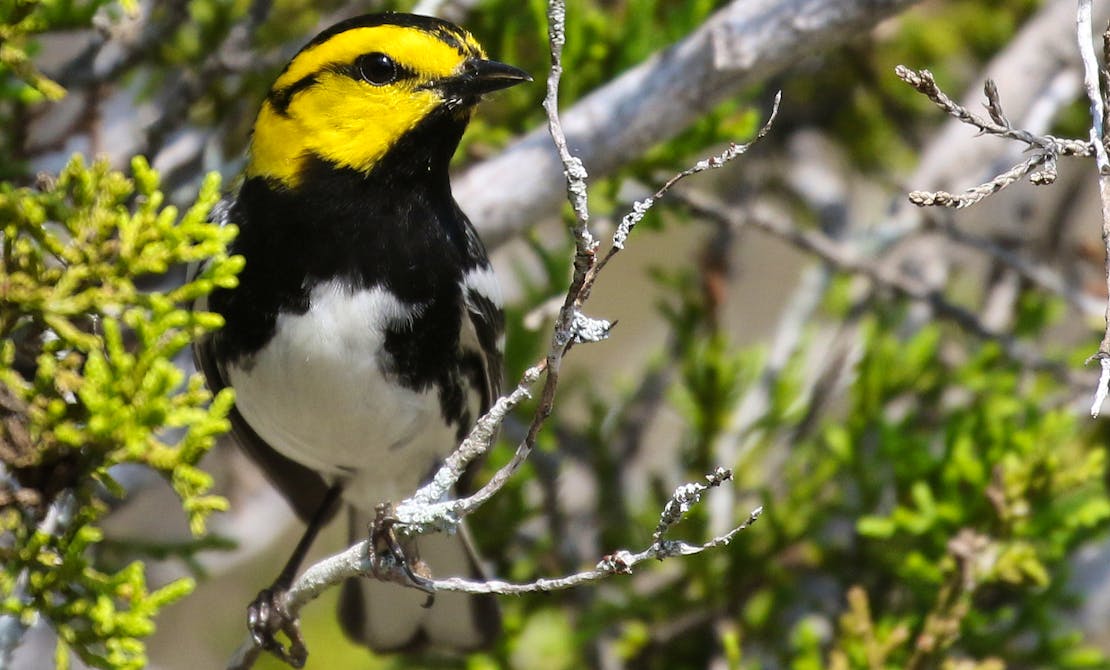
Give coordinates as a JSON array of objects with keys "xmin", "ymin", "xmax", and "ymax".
[
  {"xmin": 899, "ymin": 6, "xmax": 1110, "ymax": 416},
  {"xmin": 229, "ymin": 1, "xmax": 780, "ymax": 665}
]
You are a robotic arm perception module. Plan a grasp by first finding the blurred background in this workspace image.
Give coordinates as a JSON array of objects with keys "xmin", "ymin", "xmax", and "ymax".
[{"xmin": 6, "ymin": 0, "xmax": 1110, "ymax": 668}]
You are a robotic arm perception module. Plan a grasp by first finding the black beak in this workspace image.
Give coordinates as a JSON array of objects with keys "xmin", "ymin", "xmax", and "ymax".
[{"xmin": 438, "ymin": 59, "xmax": 532, "ymax": 99}]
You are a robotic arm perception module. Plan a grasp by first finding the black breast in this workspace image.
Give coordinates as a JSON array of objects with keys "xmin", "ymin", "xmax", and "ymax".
[
  {"xmin": 213, "ymin": 168, "xmax": 482, "ymax": 375},
  {"xmin": 209, "ymin": 108, "xmax": 492, "ymax": 429}
]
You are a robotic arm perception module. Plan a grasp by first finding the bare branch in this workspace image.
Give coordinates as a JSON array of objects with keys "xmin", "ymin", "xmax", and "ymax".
[
  {"xmin": 227, "ymin": 470, "xmax": 762, "ymax": 669},
  {"xmin": 458, "ymin": 0, "xmax": 923, "ymax": 248},
  {"xmin": 677, "ymin": 189, "xmax": 1078, "ymax": 382},
  {"xmin": 395, "ymin": 363, "xmax": 546, "ymax": 528},
  {"xmin": 228, "ymin": 0, "xmax": 781, "ymax": 662},
  {"xmin": 894, "ymin": 67, "xmax": 1091, "ymax": 156},
  {"xmin": 897, "ymin": 63, "xmax": 1096, "ymax": 212},
  {"xmin": 1077, "ymin": 0, "xmax": 1110, "ymax": 417},
  {"xmin": 907, "ymin": 153, "xmax": 1055, "ymax": 209},
  {"xmin": 542, "ymin": 0, "xmax": 593, "ymax": 250},
  {"xmin": 613, "ymin": 92, "xmax": 781, "ymax": 250}
]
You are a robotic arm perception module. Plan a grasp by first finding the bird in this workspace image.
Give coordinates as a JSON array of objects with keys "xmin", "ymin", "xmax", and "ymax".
[{"xmin": 192, "ymin": 12, "xmax": 530, "ymax": 662}]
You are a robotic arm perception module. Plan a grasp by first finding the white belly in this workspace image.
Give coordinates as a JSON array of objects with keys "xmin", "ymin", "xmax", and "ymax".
[{"xmin": 227, "ymin": 280, "xmax": 458, "ymax": 502}]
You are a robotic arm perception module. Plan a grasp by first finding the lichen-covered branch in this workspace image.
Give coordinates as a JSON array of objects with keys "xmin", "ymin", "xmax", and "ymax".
[
  {"xmin": 898, "ymin": 6, "xmax": 1110, "ymax": 415},
  {"xmin": 227, "ymin": 470, "xmax": 762, "ymax": 669},
  {"xmin": 1076, "ymin": 0, "xmax": 1110, "ymax": 417},
  {"xmin": 227, "ymin": 0, "xmax": 780, "ymax": 664},
  {"xmin": 458, "ymin": 0, "xmax": 922, "ymax": 248},
  {"xmin": 897, "ymin": 66, "xmax": 1092, "ymax": 209}
]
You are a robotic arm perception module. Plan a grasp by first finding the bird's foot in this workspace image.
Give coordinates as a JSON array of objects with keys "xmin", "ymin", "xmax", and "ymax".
[
  {"xmin": 247, "ymin": 586, "xmax": 308, "ymax": 668},
  {"xmin": 370, "ymin": 503, "xmax": 437, "ymax": 607}
]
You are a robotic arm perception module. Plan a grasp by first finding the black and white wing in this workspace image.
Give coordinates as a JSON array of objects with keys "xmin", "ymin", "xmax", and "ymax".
[{"xmin": 460, "ymin": 262, "xmax": 505, "ymax": 412}]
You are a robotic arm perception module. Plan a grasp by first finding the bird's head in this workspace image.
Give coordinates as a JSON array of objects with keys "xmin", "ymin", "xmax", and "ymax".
[{"xmin": 247, "ymin": 13, "xmax": 531, "ymax": 189}]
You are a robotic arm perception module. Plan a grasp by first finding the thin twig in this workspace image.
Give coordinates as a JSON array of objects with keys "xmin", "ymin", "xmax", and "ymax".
[
  {"xmin": 612, "ymin": 92, "xmax": 781, "ymax": 251},
  {"xmin": 396, "ymin": 363, "xmax": 545, "ymax": 527},
  {"xmin": 926, "ymin": 218, "xmax": 1103, "ymax": 317},
  {"xmin": 677, "ymin": 190, "xmax": 1078, "ymax": 382},
  {"xmin": 227, "ymin": 0, "xmax": 780, "ymax": 663},
  {"xmin": 1077, "ymin": 0, "xmax": 1110, "ymax": 417},
  {"xmin": 894, "ymin": 66, "xmax": 1091, "ymax": 157},
  {"xmin": 897, "ymin": 65, "xmax": 1092, "ymax": 210},
  {"xmin": 227, "ymin": 473, "xmax": 762, "ymax": 669},
  {"xmin": 907, "ymin": 153, "xmax": 1054, "ymax": 208}
]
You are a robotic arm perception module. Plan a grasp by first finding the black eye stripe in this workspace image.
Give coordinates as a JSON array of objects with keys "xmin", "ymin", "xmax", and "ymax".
[
  {"xmin": 334, "ymin": 59, "xmax": 416, "ymax": 84},
  {"xmin": 268, "ymin": 74, "xmax": 318, "ymax": 115},
  {"xmin": 267, "ymin": 58, "xmax": 419, "ymax": 115}
]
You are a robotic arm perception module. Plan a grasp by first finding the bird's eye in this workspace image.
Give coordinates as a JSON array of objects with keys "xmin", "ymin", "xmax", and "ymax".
[{"xmin": 357, "ymin": 53, "xmax": 398, "ymax": 86}]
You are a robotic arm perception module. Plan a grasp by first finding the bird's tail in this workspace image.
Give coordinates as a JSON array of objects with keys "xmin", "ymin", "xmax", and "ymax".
[{"xmin": 338, "ymin": 506, "xmax": 501, "ymax": 652}]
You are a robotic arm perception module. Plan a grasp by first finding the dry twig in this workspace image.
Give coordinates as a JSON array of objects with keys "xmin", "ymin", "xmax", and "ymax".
[
  {"xmin": 226, "ymin": 1, "xmax": 778, "ymax": 666},
  {"xmin": 1077, "ymin": 0, "xmax": 1110, "ymax": 417},
  {"xmin": 897, "ymin": 66, "xmax": 1091, "ymax": 209},
  {"xmin": 227, "ymin": 471, "xmax": 762, "ymax": 667},
  {"xmin": 898, "ymin": 6, "xmax": 1110, "ymax": 415},
  {"xmin": 675, "ymin": 190, "xmax": 1079, "ymax": 384}
]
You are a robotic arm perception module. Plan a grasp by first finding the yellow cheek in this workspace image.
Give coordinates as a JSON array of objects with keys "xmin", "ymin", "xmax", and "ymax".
[
  {"xmin": 246, "ymin": 77, "xmax": 442, "ymax": 187},
  {"xmin": 247, "ymin": 105, "xmax": 302, "ymax": 185}
]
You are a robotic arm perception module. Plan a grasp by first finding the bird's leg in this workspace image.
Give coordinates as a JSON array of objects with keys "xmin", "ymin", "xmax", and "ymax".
[
  {"xmin": 369, "ymin": 502, "xmax": 436, "ymax": 606},
  {"xmin": 249, "ymin": 483, "xmax": 344, "ymax": 668}
]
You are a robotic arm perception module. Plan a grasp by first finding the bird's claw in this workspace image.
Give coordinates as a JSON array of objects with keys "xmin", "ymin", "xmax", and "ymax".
[
  {"xmin": 247, "ymin": 587, "xmax": 307, "ymax": 668},
  {"xmin": 370, "ymin": 503, "xmax": 437, "ymax": 606}
]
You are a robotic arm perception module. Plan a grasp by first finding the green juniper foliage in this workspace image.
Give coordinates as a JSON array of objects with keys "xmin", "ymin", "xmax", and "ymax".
[
  {"xmin": 4, "ymin": 1, "xmax": 1110, "ymax": 669},
  {"xmin": 749, "ymin": 318, "xmax": 1110, "ymax": 669},
  {"xmin": 258, "ymin": 2, "xmax": 1110, "ymax": 669},
  {"xmin": 0, "ymin": 156, "xmax": 240, "ymax": 669},
  {"xmin": 478, "ymin": 272, "xmax": 1110, "ymax": 670}
]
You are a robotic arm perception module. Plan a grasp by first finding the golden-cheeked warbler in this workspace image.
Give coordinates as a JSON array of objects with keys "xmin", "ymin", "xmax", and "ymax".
[{"xmin": 193, "ymin": 12, "xmax": 530, "ymax": 658}]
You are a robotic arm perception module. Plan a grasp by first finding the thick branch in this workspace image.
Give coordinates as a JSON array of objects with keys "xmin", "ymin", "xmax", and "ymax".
[
  {"xmin": 457, "ymin": 0, "xmax": 922, "ymax": 248},
  {"xmin": 228, "ymin": 1, "xmax": 781, "ymax": 663}
]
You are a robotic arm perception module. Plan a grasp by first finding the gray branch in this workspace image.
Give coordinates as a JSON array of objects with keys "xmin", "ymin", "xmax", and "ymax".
[
  {"xmin": 226, "ymin": 470, "xmax": 761, "ymax": 669},
  {"xmin": 456, "ymin": 0, "xmax": 922, "ymax": 248},
  {"xmin": 677, "ymin": 189, "xmax": 1080, "ymax": 383},
  {"xmin": 1077, "ymin": 0, "xmax": 1110, "ymax": 417},
  {"xmin": 227, "ymin": 0, "xmax": 783, "ymax": 662}
]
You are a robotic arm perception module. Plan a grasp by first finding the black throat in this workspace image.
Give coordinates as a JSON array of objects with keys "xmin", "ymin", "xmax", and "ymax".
[{"xmin": 211, "ymin": 108, "xmax": 485, "ymax": 365}]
